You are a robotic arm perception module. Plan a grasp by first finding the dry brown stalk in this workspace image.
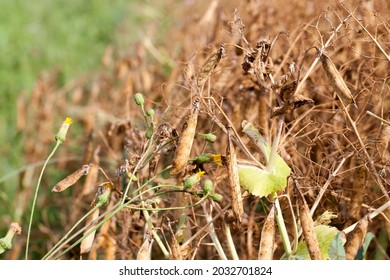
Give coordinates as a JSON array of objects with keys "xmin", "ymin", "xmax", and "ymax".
[
  {"xmin": 310, "ymin": 156, "xmax": 349, "ymax": 216},
  {"xmin": 340, "ymin": 101, "xmax": 390, "ymax": 201},
  {"xmin": 341, "ymin": 4, "xmax": 390, "ymax": 62}
]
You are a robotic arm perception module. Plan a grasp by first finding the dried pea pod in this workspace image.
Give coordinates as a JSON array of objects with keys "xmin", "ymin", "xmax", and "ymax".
[
  {"xmin": 319, "ymin": 51, "xmax": 356, "ymax": 106},
  {"xmin": 258, "ymin": 206, "xmax": 275, "ymax": 260},
  {"xmin": 52, "ymin": 164, "xmax": 91, "ymax": 192},
  {"xmin": 295, "ymin": 180, "xmax": 323, "ymax": 260},
  {"xmin": 226, "ymin": 126, "xmax": 244, "ymax": 223},
  {"xmin": 171, "ymin": 98, "xmax": 200, "ymax": 175}
]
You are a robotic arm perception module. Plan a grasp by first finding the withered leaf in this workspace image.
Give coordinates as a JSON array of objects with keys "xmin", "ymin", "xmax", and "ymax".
[
  {"xmin": 280, "ymin": 81, "xmax": 297, "ymax": 102},
  {"xmin": 271, "ymin": 93, "xmax": 314, "ymax": 118}
]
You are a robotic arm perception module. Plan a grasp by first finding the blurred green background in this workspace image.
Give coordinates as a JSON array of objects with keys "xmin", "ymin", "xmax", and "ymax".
[{"xmin": 0, "ymin": 0, "xmax": 170, "ymax": 226}]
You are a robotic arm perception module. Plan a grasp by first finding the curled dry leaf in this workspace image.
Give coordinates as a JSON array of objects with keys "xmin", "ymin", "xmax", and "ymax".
[
  {"xmin": 319, "ymin": 51, "xmax": 356, "ymax": 106},
  {"xmin": 344, "ymin": 215, "xmax": 369, "ymax": 260},
  {"xmin": 226, "ymin": 126, "xmax": 244, "ymax": 223},
  {"xmin": 253, "ymin": 40, "xmax": 272, "ymax": 85},
  {"xmin": 279, "ymin": 81, "xmax": 297, "ymax": 102},
  {"xmin": 294, "ymin": 179, "xmax": 323, "ymax": 260},
  {"xmin": 271, "ymin": 91, "xmax": 314, "ymax": 118},
  {"xmin": 258, "ymin": 206, "xmax": 275, "ymax": 260},
  {"xmin": 52, "ymin": 164, "xmax": 91, "ymax": 192},
  {"xmin": 170, "ymin": 98, "xmax": 200, "ymax": 175}
]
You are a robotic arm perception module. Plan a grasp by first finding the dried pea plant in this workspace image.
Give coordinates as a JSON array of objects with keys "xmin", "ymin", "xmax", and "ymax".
[{"xmin": 3, "ymin": 0, "xmax": 390, "ymax": 260}]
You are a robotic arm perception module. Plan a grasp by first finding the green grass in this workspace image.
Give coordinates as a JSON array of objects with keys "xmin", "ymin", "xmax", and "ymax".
[{"xmin": 0, "ymin": 0, "xmax": 169, "ymax": 224}]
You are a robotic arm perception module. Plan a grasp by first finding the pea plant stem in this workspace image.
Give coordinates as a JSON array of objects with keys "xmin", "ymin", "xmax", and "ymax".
[{"xmin": 268, "ymin": 116, "xmax": 292, "ymax": 257}]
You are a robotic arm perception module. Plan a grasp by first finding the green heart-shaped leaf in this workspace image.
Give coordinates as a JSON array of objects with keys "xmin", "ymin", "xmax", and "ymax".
[
  {"xmin": 238, "ymin": 165, "xmax": 289, "ymax": 197},
  {"xmin": 238, "ymin": 121, "xmax": 291, "ymax": 197},
  {"xmin": 295, "ymin": 225, "xmax": 340, "ymax": 260}
]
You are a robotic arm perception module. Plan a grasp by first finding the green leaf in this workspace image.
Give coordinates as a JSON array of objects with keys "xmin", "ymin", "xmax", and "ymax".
[
  {"xmin": 314, "ymin": 210, "xmax": 338, "ymax": 226},
  {"xmin": 355, "ymin": 232, "xmax": 375, "ymax": 260},
  {"xmin": 295, "ymin": 225, "xmax": 340, "ymax": 260},
  {"xmin": 238, "ymin": 165, "xmax": 289, "ymax": 197},
  {"xmin": 238, "ymin": 121, "xmax": 291, "ymax": 197},
  {"xmin": 328, "ymin": 232, "xmax": 346, "ymax": 260}
]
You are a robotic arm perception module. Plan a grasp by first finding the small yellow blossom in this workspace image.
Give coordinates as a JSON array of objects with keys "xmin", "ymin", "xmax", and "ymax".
[{"xmin": 55, "ymin": 117, "xmax": 73, "ymax": 143}]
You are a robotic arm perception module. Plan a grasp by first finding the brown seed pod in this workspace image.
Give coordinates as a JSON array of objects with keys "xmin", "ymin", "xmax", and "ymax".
[
  {"xmin": 167, "ymin": 219, "xmax": 184, "ymax": 260},
  {"xmin": 80, "ymin": 207, "xmax": 99, "ymax": 255},
  {"xmin": 294, "ymin": 179, "xmax": 323, "ymax": 260},
  {"xmin": 258, "ymin": 206, "xmax": 275, "ymax": 260},
  {"xmin": 137, "ymin": 231, "xmax": 153, "ymax": 260},
  {"xmin": 349, "ymin": 166, "xmax": 367, "ymax": 221},
  {"xmin": 319, "ymin": 51, "xmax": 356, "ymax": 106},
  {"xmin": 197, "ymin": 44, "xmax": 225, "ymax": 87},
  {"xmin": 384, "ymin": 208, "xmax": 390, "ymax": 243},
  {"xmin": 378, "ymin": 126, "xmax": 390, "ymax": 161},
  {"xmin": 344, "ymin": 215, "xmax": 369, "ymax": 260},
  {"xmin": 82, "ymin": 148, "xmax": 101, "ymax": 196},
  {"xmin": 226, "ymin": 126, "xmax": 244, "ymax": 223},
  {"xmin": 170, "ymin": 98, "xmax": 200, "ymax": 175},
  {"xmin": 52, "ymin": 164, "xmax": 91, "ymax": 192}
]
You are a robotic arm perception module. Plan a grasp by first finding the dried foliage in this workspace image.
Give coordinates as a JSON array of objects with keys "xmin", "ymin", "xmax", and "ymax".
[{"xmin": 6, "ymin": 0, "xmax": 390, "ymax": 260}]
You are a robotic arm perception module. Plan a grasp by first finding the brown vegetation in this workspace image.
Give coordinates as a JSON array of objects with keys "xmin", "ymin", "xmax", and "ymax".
[{"xmin": 6, "ymin": 0, "xmax": 390, "ymax": 259}]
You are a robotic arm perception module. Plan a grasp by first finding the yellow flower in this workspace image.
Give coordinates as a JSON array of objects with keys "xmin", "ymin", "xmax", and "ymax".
[
  {"xmin": 212, "ymin": 154, "xmax": 222, "ymax": 166},
  {"xmin": 195, "ymin": 153, "xmax": 223, "ymax": 166},
  {"xmin": 55, "ymin": 117, "xmax": 72, "ymax": 143}
]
